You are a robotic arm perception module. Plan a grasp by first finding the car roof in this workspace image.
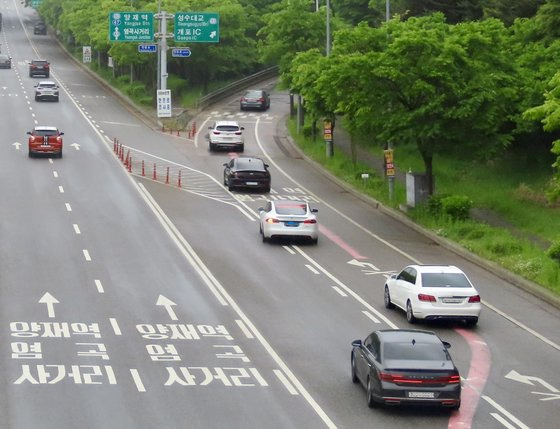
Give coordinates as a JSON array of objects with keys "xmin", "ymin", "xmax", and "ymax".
[
  {"xmin": 375, "ymin": 329, "xmax": 442, "ymax": 344},
  {"xmin": 405, "ymin": 265, "xmax": 464, "ymax": 274},
  {"xmin": 0, "ymin": 54, "xmax": 10, "ymax": 59},
  {"xmin": 34, "ymin": 126, "xmax": 58, "ymax": 131}
]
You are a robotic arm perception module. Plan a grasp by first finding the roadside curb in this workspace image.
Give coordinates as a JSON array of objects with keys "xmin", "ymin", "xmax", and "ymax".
[{"xmin": 278, "ymin": 117, "xmax": 560, "ymax": 311}]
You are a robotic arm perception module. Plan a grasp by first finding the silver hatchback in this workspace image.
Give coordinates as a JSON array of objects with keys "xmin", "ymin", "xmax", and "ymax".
[{"xmin": 207, "ymin": 120, "xmax": 245, "ymax": 152}]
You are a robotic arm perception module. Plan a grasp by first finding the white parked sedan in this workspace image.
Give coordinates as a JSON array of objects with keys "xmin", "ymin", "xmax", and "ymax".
[
  {"xmin": 258, "ymin": 200, "xmax": 318, "ymax": 244},
  {"xmin": 384, "ymin": 265, "xmax": 481, "ymax": 326}
]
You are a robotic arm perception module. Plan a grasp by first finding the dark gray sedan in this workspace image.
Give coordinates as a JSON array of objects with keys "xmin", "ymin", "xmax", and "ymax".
[
  {"xmin": 351, "ymin": 329, "xmax": 461, "ymax": 409},
  {"xmin": 0, "ymin": 54, "xmax": 11, "ymax": 69},
  {"xmin": 240, "ymin": 89, "xmax": 270, "ymax": 111}
]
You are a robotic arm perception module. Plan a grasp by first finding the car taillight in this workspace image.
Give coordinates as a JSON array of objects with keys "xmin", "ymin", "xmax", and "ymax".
[
  {"xmin": 265, "ymin": 218, "xmax": 279, "ymax": 224},
  {"xmin": 213, "ymin": 131, "xmax": 221, "ymax": 135},
  {"xmin": 240, "ymin": 97, "xmax": 246, "ymax": 102},
  {"xmin": 379, "ymin": 371, "xmax": 460, "ymax": 384},
  {"xmin": 303, "ymin": 219, "xmax": 317, "ymax": 224},
  {"xmin": 468, "ymin": 295, "xmax": 481, "ymax": 303},
  {"xmin": 418, "ymin": 293, "xmax": 436, "ymax": 302},
  {"xmin": 235, "ymin": 131, "xmax": 242, "ymax": 135},
  {"xmin": 45, "ymin": 64, "xmax": 49, "ymax": 69},
  {"xmin": 258, "ymin": 97, "xmax": 264, "ymax": 102}
]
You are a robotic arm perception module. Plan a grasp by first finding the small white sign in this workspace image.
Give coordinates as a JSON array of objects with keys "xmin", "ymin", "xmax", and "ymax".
[
  {"xmin": 157, "ymin": 89, "xmax": 172, "ymax": 118},
  {"xmin": 108, "ymin": 56, "xmax": 113, "ymax": 68},
  {"xmin": 82, "ymin": 46, "xmax": 92, "ymax": 63}
]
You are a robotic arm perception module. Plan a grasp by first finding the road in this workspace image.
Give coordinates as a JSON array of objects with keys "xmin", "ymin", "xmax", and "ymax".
[{"xmin": 0, "ymin": 2, "xmax": 559, "ymax": 428}]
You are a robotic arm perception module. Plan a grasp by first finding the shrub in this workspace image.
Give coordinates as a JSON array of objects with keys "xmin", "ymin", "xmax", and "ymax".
[
  {"xmin": 547, "ymin": 240, "xmax": 560, "ymax": 263},
  {"xmin": 441, "ymin": 195, "xmax": 472, "ymax": 220}
]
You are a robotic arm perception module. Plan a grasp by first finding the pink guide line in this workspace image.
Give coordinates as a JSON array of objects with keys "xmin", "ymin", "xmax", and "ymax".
[{"xmin": 318, "ymin": 224, "xmax": 367, "ymax": 260}]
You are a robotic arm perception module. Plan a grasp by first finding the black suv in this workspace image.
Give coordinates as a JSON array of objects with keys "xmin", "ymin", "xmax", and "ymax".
[
  {"xmin": 34, "ymin": 21, "xmax": 47, "ymax": 35},
  {"xmin": 29, "ymin": 59, "xmax": 50, "ymax": 78}
]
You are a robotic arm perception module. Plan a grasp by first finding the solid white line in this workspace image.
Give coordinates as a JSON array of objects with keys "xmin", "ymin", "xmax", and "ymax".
[
  {"xmin": 362, "ymin": 311, "xmax": 380, "ymax": 323},
  {"xmin": 130, "ymin": 369, "xmax": 146, "ymax": 393},
  {"xmin": 305, "ymin": 264, "xmax": 320, "ymax": 275},
  {"xmin": 273, "ymin": 370, "xmax": 298, "ymax": 395},
  {"xmin": 249, "ymin": 368, "xmax": 269, "ymax": 386},
  {"xmin": 283, "ymin": 246, "xmax": 296, "ymax": 255},
  {"xmin": 65, "ymin": 203, "xmax": 72, "ymax": 212},
  {"xmin": 332, "ymin": 286, "xmax": 348, "ymax": 297},
  {"xmin": 109, "ymin": 318, "xmax": 122, "ymax": 335},
  {"xmin": 490, "ymin": 413, "xmax": 518, "ymax": 429},
  {"xmin": 483, "ymin": 396, "xmax": 529, "ymax": 429},
  {"xmin": 94, "ymin": 279, "xmax": 104, "ymax": 294},
  {"xmin": 73, "ymin": 224, "xmax": 81, "ymax": 234},
  {"xmin": 58, "ymin": 186, "xmax": 64, "ymax": 193},
  {"xmin": 235, "ymin": 319, "xmax": 254, "ymax": 339},
  {"xmin": 82, "ymin": 249, "xmax": 91, "ymax": 261}
]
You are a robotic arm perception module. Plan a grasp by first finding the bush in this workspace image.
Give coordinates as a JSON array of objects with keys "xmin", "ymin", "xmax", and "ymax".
[
  {"xmin": 167, "ymin": 75, "xmax": 189, "ymax": 95},
  {"xmin": 428, "ymin": 193, "xmax": 449, "ymax": 215},
  {"xmin": 547, "ymin": 240, "xmax": 560, "ymax": 263},
  {"xmin": 441, "ymin": 195, "xmax": 472, "ymax": 220}
]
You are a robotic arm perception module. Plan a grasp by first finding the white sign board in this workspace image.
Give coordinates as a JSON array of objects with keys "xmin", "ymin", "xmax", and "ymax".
[
  {"xmin": 83, "ymin": 46, "xmax": 92, "ymax": 63},
  {"xmin": 157, "ymin": 90, "xmax": 172, "ymax": 118}
]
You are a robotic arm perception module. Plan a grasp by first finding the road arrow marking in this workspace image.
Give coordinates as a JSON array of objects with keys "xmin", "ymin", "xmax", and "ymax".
[
  {"xmin": 347, "ymin": 259, "xmax": 379, "ymax": 271},
  {"xmin": 39, "ymin": 293, "xmax": 59, "ymax": 318},
  {"xmin": 505, "ymin": 370, "xmax": 559, "ymax": 393},
  {"xmin": 70, "ymin": 143, "xmax": 80, "ymax": 151},
  {"xmin": 156, "ymin": 295, "xmax": 178, "ymax": 321},
  {"xmin": 12, "ymin": 142, "xmax": 21, "ymax": 150}
]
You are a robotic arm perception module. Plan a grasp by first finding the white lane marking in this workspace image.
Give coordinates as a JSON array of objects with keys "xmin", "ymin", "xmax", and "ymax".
[
  {"xmin": 483, "ymin": 396, "xmax": 529, "ymax": 429},
  {"xmin": 273, "ymin": 370, "xmax": 298, "ymax": 395},
  {"xmin": 109, "ymin": 318, "xmax": 122, "ymax": 335},
  {"xmin": 94, "ymin": 280, "xmax": 104, "ymax": 294},
  {"xmin": 283, "ymin": 245, "xmax": 296, "ymax": 255},
  {"xmin": 53, "ymin": 171, "xmax": 58, "ymax": 178},
  {"xmin": 135, "ymin": 183, "xmax": 336, "ymax": 428},
  {"xmin": 305, "ymin": 264, "xmax": 320, "ymax": 275},
  {"xmin": 235, "ymin": 319, "xmax": 254, "ymax": 339},
  {"xmin": 48, "ymin": 159, "xmax": 53, "ymax": 164},
  {"xmin": 292, "ymin": 245, "xmax": 398, "ymax": 329},
  {"xmin": 82, "ymin": 249, "xmax": 91, "ymax": 261},
  {"xmin": 65, "ymin": 203, "xmax": 72, "ymax": 212},
  {"xmin": 250, "ymin": 368, "xmax": 269, "ymax": 386},
  {"xmin": 100, "ymin": 120, "xmax": 141, "ymax": 127},
  {"xmin": 73, "ymin": 224, "xmax": 81, "ymax": 234},
  {"xmin": 130, "ymin": 369, "xmax": 146, "ymax": 393},
  {"xmin": 362, "ymin": 311, "xmax": 380, "ymax": 323},
  {"xmin": 106, "ymin": 366, "xmax": 117, "ymax": 384},
  {"xmin": 483, "ymin": 300, "xmax": 560, "ymax": 352},
  {"xmin": 332, "ymin": 286, "xmax": 347, "ymax": 297},
  {"xmin": 490, "ymin": 413, "xmax": 519, "ymax": 429},
  {"xmin": 58, "ymin": 186, "xmax": 64, "ymax": 193}
]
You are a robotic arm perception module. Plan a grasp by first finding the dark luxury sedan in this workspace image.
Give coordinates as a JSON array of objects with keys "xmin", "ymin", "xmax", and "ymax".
[
  {"xmin": 240, "ymin": 89, "xmax": 270, "ymax": 111},
  {"xmin": 223, "ymin": 156, "xmax": 271, "ymax": 192},
  {"xmin": 351, "ymin": 329, "xmax": 461, "ymax": 409}
]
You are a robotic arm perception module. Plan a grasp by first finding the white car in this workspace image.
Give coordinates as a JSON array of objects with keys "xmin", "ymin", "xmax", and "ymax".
[
  {"xmin": 34, "ymin": 80, "xmax": 59, "ymax": 101},
  {"xmin": 207, "ymin": 120, "xmax": 244, "ymax": 151},
  {"xmin": 258, "ymin": 200, "xmax": 319, "ymax": 244},
  {"xmin": 384, "ymin": 265, "xmax": 481, "ymax": 326}
]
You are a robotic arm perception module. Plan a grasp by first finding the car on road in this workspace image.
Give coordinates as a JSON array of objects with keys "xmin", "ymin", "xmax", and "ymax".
[
  {"xmin": 258, "ymin": 199, "xmax": 318, "ymax": 244},
  {"xmin": 29, "ymin": 59, "xmax": 50, "ymax": 77},
  {"xmin": 384, "ymin": 265, "xmax": 481, "ymax": 326},
  {"xmin": 0, "ymin": 54, "xmax": 11, "ymax": 69},
  {"xmin": 33, "ymin": 21, "xmax": 47, "ymax": 35},
  {"xmin": 27, "ymin": 126, "xmax": 64, "ymax": 158},
  {"xmin": 240, "ymin": 89, "xmax": 270, "ymax": 111},
  {"xmin": 351, "ymin": 329, "xmax": 461, "ymax": 409},
  {"xmin": 34, "ymin": 81, "xmax": 59, "ymax": 101},
  {"xmin": 223, "ymin": 156, "xmax": 271, "ymax": 192},
  {"xmin": 207, "ymin": 120, "xmax": 245, "ymax": 152}
]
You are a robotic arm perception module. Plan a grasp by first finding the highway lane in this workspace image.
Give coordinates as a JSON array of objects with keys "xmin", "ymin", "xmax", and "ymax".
[{"xmin": 2, "ymin": 1, "xmax": 560, "ymax": 428}]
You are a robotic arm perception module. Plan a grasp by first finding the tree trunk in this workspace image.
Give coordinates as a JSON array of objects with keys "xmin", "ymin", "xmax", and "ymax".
[
  {"xmin": 130, "ymin": 64, "xmax": 133, "ymax": 83},
  {"xmin": 350, "ymin": 133, "xmax": 357, "ymax": 165},
  {"xmin": 420, "ymin": 150, "xmax": 435, "ymax": 195}
]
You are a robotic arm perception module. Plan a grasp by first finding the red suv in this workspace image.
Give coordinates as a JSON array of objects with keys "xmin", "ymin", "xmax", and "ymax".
[
  {"xmin": 29, "ymin": 59, "xmax": 50, "ymax": 77},
  {"xmin": 27, "ymin": 126, "xmax": 64, "ymax": 158}
]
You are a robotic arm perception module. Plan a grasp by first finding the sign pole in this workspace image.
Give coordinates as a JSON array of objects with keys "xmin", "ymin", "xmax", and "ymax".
[{"xmin": 160, "ymin": 10, "xmax": 167, "ymax": 91}]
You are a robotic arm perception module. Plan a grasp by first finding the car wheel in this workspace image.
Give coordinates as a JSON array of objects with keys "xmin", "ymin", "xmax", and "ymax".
[
  {"xmin": 240, "ymin": 105, "xmax": 244, "ymax": 111},
  {"xmin": 384, "ymin": 285, "xmax": 395, "ymax": 309},
  {"xmin": 310, "ymin": 237, "xmax": 318, "ymax": 245},
  {"xmin": 228, "ymin": 182, "xmax": 234, "ymax": 191},
  {"xmin": 209, "ymin": 142, "xmax": 215, "ymax": 151},
  {"xmin": 465, "ymin": 317, "xmax": 478, "ymax": 327},
  {"xmin": 58, "ymin": 152, "xmax": 63, "ymax": 158},
  {"xmin": 261, "ymin": 231, "xmax": 269, "ymax": 243},
  {"xmin": 35, "ymin": 96, "xmax": 39, "ymax": 101},
  {"xmin": 406, "ymin": 300, "xmax": 416, "ymax": 324},
  {"xmin": 367, "ymin": 378, "xmax": 379, "ymax": 408},
  {"xmin": 28, "ymin": 151, "xmax": 34, "ymax": 158},
  {"xmin": 264, "ymin": 185, "xmax": 270, "ymax": 193},
  {"xmin": 238, "ymin": 144, "xmax": 244, "ymax": 152},
  {"xmin": 351, "ymin": 353, "xmax": 359, "ymax": 384}
]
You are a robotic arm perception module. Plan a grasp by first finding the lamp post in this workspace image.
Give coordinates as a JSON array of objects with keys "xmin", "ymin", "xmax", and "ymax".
[{"xmin": 385, "ymin": 0, "xmax": 395, "ymax": 200}]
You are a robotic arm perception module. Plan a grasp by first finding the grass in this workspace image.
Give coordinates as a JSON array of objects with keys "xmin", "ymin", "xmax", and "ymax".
[{"xmin": 288, "ymin": 118, "xmax": 560, "ymax": 295}]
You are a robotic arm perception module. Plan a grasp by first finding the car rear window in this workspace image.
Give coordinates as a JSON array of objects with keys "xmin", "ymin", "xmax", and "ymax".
[
  {"xmin": 216, "ymin": 125, "xmax": 240, "ymax": 132},
  {"xmin": 237, "ymin": 159, "xmax": 264, "ymax": 170},
  {"xmin": 275, "ymin": 203, "xmax": 307, "ymax": 215},
  {"xmin": 421, "ymin": 273, "xmax": 471, "ymax": 288},
  {"xmin": 383, "ymin": 342, "xmax": 449, "ymax": 361},
  {"xmin": 32, "ymin": 60, "xmax": 48, "ymax": 66},
  {"xmin": 34, "ymin": 129, "xmax": 58, "ymax": 136},
  {"xmin": 39, "ymin": 83, "xmax": 56, "ymax": 88},
  {"xmin": 245, "ymin": 90, "xmax": 262, "ymax": 98}
]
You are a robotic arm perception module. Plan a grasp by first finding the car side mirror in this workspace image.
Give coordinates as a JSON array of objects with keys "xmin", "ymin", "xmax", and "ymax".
[
  {"xmin": 264, "ymin": 164, "xmax": 269, "ymax": 168},
  {"xmin": 59, "ymin": 132, "xmax": 64, "ymax": 135},
  {"xmin": 257, "ymin": 207, "xmax": 264, "ymax": 212},
  {"xmin": 241, "ymin": 127, "xmax": 245, "ymax": 130},
  {"xmin": 208, "ymin": 126, "xmax": 212, "ymax": 129},
  {"xmin": 311, "ymin": 208, "xmax": 318, "ymax": 213},
  {"xmin": 352, "ymin": 339, "xmax": 362, "ymax": 347},
  {"xmin": 442, "ymin": 341, "xmax": 451, "ymax": 349},
  {"xmin": 26, "ymin": 131, "xmax": 32, "ymax": 135},
  {"xmin": 223, "ymin": 163, "xmax": 228, "ymax": 167},
  {"xmin": 390, "ymin": 274, "xmax": 397, "ymax": 279}
]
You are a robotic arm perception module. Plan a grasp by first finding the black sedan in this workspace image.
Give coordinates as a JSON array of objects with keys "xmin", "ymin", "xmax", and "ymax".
[
  {"xmin": 240, "ymin": 89, "xmax": 270, "ymax": 111},
  {"xmin": 223, "ymin": 156, "xmax": 271, "ymax": 192},
  {"xmin": 351, "ymin": 329, "xmax": 461, "ymax": 409},
  {"xmin": 0, "ymin": 54, "xmax": 11, "ymax": 69}
]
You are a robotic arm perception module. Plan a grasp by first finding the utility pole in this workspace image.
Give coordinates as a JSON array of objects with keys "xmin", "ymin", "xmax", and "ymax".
[{"xmin": 386, "ymin": 0, "xmax": 395, "ymax": 201}]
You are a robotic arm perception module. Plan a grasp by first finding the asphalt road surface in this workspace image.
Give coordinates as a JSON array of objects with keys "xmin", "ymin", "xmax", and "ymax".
[{"xmin": 1, "ymin": 2, "xmax": 559, "ymax": 428}]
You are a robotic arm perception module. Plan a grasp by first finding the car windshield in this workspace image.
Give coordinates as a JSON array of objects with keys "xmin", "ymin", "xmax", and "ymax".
[
  {"xmin": 383, "ymin": 342, "xmax": 449, "ymax": 361},
  {"xmin": 237, "ymin": 159, "xmax": 264, "ymax": 170},
  {"xmin": 275, "ymin": 203, "xmax": 307, "ymax": 215},
  {"xmin": 0, "ymin": 55, "xmax": 9, "ymax": 60},
  {"xmin": 34, "ymin": 129, "xmax": 57, "ymax": 136},
  {"xmin": 422, "ymin": 273, "xmax": 471, "ymax": 288},
  {"xmin": 216, "ymin": 125, "xmax": 240, "ymax": 132}
]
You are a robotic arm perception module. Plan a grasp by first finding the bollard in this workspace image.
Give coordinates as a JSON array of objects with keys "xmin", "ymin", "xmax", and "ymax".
[
  {"xmin": 177, "ymin": 129, "xmax": 180, "ymax": 136},
  {"xmin": 192, "ymin": 121, "xmax": 197, "ymax": 135},
  {"xmin": 153, "ymin": 163, "xmax": 157, "ymax": 180},
  {"xmin": 169, "ymin": 128, "xmax": 173, "ymax": 135},
  {"xmin": 128, "ymin": 156, "xmax": 132, "ymax": 173},
  {"xmin": 177, "ymin": 170, "xmax": 182, "ymax": 188},
  {"xmin": 165, "ymin": 167, "xmax": 170, "ymax": 184},
  {"xmin": 142, "ymin": 160, "xmax": 145, "ymax": 177},
  {"xmin": 161, "ymin": 125, "xmax": 165, "ymax": 132},
  {"xmin": 125, "ymin": 149, "xmax": 130, "ymax": 166},
  {"xmin": 113, "ymin": 138, "xmax": 117, "ymax": 153}
]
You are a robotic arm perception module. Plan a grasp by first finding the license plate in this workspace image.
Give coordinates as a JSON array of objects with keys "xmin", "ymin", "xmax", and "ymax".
[
  {"xmin": 246, "ymin": 181, "xmax": 258, "ymax": 186},
  {"xmin": 284, "ymin": 221, "xmax": 299, "ymax": 227},
  {"xmin": 407, "ymin": 391, "xmax": 435, "ymax": 398},
  {"xmin": 442, "ymin": 298, "xmax": 463, "ymax": 303}
]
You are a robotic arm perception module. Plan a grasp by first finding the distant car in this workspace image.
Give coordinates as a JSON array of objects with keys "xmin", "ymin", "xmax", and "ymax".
[
  {"xmin": 384, "ymin": 265, "xmax": 481, "ymax": 326},
  {"xmin": 207, "ymin": 120, "xmax": 245, "ymax": 152},
  {"xmin": 27, "ymin": 126, "xmax": 64, "ymax": 158},
  {"xmin": 258, "ymin": 199, "xmax": 318, "ymax": 244},
  {"xmin": 34, "ymin": 81, "xmax": 59, "ymax": 101},
  {"xmin": 351, "ymin": 329, "xmax": 461, "ymax": 409},
  {"xmin": 0, "ymin": 54, "xmax": 11, "ymax": 69},
  {"xmin": 29, "ymin": 59, "xmax": 50, "ymax": 77},
  {"xmin": 223, "ymin": 156, "xmax": 271, "ymax": 192},
  {"xmin": 34, "ymin": 21, "xmax": 47, "ymax": 35},
  {"xmin": 240, "ymin": 89, "xmax": 270, "ymax": 111}
]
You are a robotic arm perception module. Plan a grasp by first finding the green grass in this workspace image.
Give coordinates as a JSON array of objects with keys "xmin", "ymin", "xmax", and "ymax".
[{"xmin": 288, "ymin": 118, "xmax": 560, "ymax": 295}]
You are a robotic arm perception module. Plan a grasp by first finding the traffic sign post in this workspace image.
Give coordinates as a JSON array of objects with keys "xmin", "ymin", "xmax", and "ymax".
[
  {"xmin": 138, "ymin": 44, "xmax": 157, "ymax": 53},
  {"xmin": 109, "ymin": 12, "xmax": 154, "ymax": 42},
  {"xmin": 171, "ymin": 48, "xmax": 191, "ymax": 58},
  {"xmin": 174, "ymin": 12, "xmax": 219, "ymax": 43},
  {"xmin": 82, "ymin": 46, "xmax": 92, "ymax": 63},
  {"xmin": 157, "ymin": 90, "xmax": 172, "ymax": 118}
]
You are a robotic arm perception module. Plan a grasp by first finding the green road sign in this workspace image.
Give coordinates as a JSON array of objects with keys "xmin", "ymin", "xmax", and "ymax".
[
  {"xmin": 109, "ymin": 12, "xmax": 154, "ymax": 42},
  {"xmin": 174, "ymin": 12, "xmax": 219, "ymax": 43},
  {"xmin": 31, "ymin": 0, "xmax": 43, "ymax": 8}
]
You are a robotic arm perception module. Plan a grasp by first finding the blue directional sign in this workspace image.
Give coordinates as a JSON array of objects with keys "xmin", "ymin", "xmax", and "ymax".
[
  {"xmin": 138, "ymin": 44, "xmax": 157, "ymax": 53},
  {"xmin": 171, "ymin": 48, "xmax": 192, "ymax": 58}
]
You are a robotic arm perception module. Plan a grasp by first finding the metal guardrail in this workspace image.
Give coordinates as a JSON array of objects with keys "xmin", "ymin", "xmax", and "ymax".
[{"xmin": 196, "ymin": 66, "xmax": 279, "ymax": 111}]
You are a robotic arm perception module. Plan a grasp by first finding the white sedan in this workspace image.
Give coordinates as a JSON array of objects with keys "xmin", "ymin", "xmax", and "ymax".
[
  {"xmin": 384, "ymin": 265, "xmax": 481, "ymax": 326},
  {"xmin": 258, "ymin": 200, "xmax": 318, "ymax": 244}
]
